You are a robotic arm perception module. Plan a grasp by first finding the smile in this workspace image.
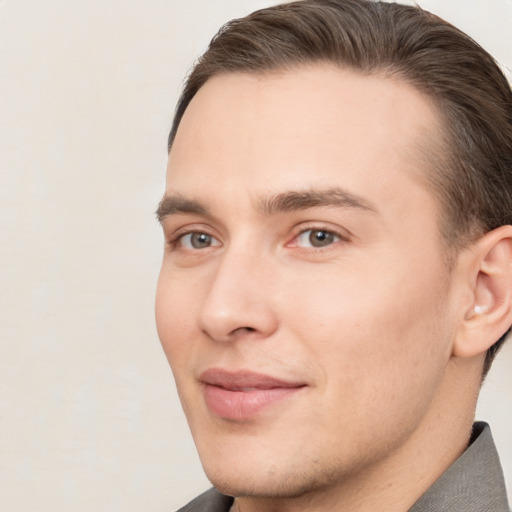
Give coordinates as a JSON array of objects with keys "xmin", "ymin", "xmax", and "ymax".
[{"xmin": 200, "ymin": 369, "xmax": 307, "ymax": 420}]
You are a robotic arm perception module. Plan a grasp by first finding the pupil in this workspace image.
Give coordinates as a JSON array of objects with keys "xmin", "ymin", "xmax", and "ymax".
[
  {"xmin": 310, "ymin": 230, "xmax": 332, "ymax": 247},
  {"xmin": 192, "ymin": 233, "xmax": 211, "ymax": 248}
]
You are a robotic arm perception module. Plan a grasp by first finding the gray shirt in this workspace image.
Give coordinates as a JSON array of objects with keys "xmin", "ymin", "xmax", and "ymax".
[{"xmin": 176, "ymin": 422, "xmax": 509, "ymax": 512}]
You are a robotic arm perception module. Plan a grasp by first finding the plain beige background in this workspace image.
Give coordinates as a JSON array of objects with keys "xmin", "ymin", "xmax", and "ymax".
[{"xmin": 1, "ymin": 1, "xmax": 511, "ymax": 510}]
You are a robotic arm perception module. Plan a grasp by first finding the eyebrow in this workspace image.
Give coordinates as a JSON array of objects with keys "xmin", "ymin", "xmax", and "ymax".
[
  {"xmin": 156, "ymin": 187, "xmax": 377, "ymax": 223},
  {"xmin": 258, "ymin": 187, "xmax": 377, "ymax": 216},
  {"xmin": 155, "ymin": 195, "xmax": 208, "ymax": 223}
]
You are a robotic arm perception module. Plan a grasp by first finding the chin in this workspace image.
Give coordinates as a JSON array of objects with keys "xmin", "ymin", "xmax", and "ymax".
[
  {"xmin": 207, "ymin": 471, "xmax": 314, "ymax": 500},
  {"xmin": 200, "ymin": 449, "xmax": 342, "ymax": 501}
]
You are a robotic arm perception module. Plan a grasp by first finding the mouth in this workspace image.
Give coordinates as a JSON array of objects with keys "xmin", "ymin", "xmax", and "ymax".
[{"xmin": 199, "ymin": 368, "xmax": 307, "ymax": 420}]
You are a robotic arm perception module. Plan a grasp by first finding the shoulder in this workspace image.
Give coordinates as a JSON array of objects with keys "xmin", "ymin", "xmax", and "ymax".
[{"xmin": 175, "ymin": 488, "xmax": 234, "ymax": 512}]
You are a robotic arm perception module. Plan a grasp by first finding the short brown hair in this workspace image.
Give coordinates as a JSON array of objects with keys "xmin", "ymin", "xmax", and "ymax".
[{"xmin": 168, "ymin": 0, "xmax": 512, "ymax": 374}]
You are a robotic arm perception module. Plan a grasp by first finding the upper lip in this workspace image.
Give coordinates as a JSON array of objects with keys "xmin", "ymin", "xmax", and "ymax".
[{"xmin": 199, "ymin": 368, "xmax": 306, "ymax": 390}]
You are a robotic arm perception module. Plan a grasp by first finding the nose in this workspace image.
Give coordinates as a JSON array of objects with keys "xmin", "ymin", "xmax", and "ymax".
[{"xmin": 199, "ymin": 247, "xmax": 279, "ymax": 343}]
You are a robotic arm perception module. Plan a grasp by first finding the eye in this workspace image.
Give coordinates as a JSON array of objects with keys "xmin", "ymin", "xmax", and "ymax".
[
  {"xmin": 295, "ymin": 229, "xmax": 341, "ymax": 248},
  {"xmin": 179, "ymin": 232, "xmax": 221, "ymax": 249}
]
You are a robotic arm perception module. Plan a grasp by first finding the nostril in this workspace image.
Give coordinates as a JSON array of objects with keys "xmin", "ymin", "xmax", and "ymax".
[{"xmin": 231, "ymin": 326, "xmax": 256, "ymax": 334}]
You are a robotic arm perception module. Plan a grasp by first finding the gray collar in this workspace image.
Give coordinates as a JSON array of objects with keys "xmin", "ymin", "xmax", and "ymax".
[{"xmin": 410, "ymin": 422, "xmax": 509, "ymax": 511}]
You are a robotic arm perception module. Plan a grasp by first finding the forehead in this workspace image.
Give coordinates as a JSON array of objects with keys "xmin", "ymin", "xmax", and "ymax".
[{"xmin": 167, "ymin": 65, "xmax": 441, "ymax": 222}]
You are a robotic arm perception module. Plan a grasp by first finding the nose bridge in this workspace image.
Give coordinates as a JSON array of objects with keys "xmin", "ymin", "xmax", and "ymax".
[{"xmin": 199, "ymin": 239, "xmax": 278, "ymax": 342}]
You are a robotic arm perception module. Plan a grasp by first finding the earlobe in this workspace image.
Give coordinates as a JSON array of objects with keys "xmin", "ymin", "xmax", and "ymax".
[{"xmin": 453, "ymin": 225, "xmax": 512, "ymax": 359}]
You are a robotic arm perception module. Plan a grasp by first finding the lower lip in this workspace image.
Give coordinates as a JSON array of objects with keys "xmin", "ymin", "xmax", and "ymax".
[{"xmin": 203, "ymin": 384, "xmax": 303, "ymax": 420}]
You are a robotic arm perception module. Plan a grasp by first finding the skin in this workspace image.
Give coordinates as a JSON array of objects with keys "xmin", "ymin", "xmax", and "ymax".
[{"xmin": 156, "ymin": 66, "xmax": 497, "ymax": 511}]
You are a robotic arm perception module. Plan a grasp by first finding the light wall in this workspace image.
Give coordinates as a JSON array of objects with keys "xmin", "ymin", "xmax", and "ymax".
[{"xmin": 1, "ymin": 1, "xmax": 510, "ymax": 510}]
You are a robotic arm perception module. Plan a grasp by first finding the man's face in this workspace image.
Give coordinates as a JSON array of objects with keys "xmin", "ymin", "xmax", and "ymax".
[{"xmin": 156, "ymin": 66, "xmax": 460, "ymax": 498}]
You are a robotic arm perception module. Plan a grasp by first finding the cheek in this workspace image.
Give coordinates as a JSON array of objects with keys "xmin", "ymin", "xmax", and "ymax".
[
  {"xmin": 155, "ymin": 269, "xmax": 197, "ymax": 371},
  {"xmin": 284, "ymin": 270, "xmax": 453, "ymax": 454},
  {"xmin": 285, "ymin": 259, "xmax": 452, "ymax": 389},
  {"xmin": 155, "ymin": 272, "xmax": 204, "ymax": 429}
]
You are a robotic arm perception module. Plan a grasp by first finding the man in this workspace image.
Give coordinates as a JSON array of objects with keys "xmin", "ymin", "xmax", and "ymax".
[{"xmin": 155, "ymin": 1, "xmax": 512, "ymax": 510}]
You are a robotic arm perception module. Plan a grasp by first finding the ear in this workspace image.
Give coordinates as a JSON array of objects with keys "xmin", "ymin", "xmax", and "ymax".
[{"xmin": 453, "ymin": 225, "xmax": 512, "ymax": 359}]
